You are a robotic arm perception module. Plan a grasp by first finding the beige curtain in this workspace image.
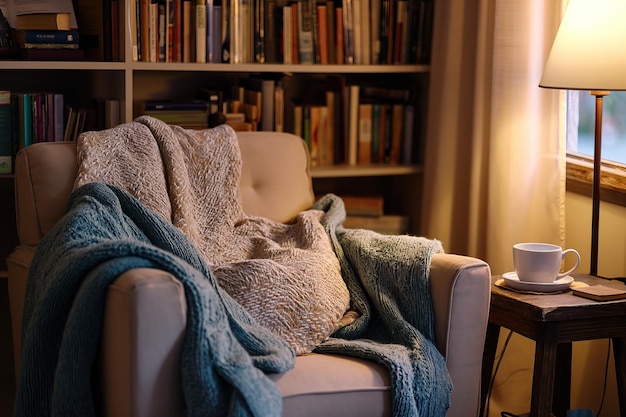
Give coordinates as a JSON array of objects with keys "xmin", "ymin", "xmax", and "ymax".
[
  {"xmin": 421, "ymin": 0, "xmax": 565, "ymax": 415},
  {"xmin": 422, "ymin": 0, "xmax": 565, "ymax": 274}
]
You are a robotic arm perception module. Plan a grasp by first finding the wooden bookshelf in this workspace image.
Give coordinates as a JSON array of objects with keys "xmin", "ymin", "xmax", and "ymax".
[{"xmin": 0, "ymin": 0, "xmax": 434, "ymax": 238}]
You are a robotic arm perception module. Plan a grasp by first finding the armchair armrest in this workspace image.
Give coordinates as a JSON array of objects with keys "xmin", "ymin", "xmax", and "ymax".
[
  {"xmin": 429, "ymin": 253, "xmax": 491, "ymax": 417},
  {"xmin": 100, "ymin": 268, "xmax": 187, "ymax": 417}
]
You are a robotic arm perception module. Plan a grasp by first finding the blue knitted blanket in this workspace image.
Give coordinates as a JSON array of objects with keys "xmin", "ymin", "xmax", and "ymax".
[
  {"xmin": 16, "ymin": 183, "xmax": 452, "ymax": 417},
  {"xmin": 16, "ymin": 182, "xmax": 295, "ymax": 417},
  {"xmin": 315, "ymin": 195, "xmax": 452, "ymax": 417}
]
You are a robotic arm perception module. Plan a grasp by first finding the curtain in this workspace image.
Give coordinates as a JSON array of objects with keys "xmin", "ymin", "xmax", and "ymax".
[
  {"xmin": 421, "ymin": 0, "xmax": 565, "ymax": 274},
  {"xmin": 421, "ymin": 0, "xmax": 565, "ymax": 415}
]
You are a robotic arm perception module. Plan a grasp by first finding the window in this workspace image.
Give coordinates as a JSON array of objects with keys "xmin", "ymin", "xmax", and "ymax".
[{"xmin": 566, "ymin": 91, "xmax": 626, "ymax": 205}]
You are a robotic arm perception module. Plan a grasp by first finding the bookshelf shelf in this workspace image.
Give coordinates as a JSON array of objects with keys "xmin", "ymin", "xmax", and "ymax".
[
  {"xmin": 311, "ymin": 164, "xmax": 422, "ymax": 178},
  {"xmin": 129, "ymin": 62, "xmax": 430, "ymax": 74},
  {"xmin": 0, "ymin": 0, "xmax": 435, "ymax": 237},
  {"xmin": 0, "ymin": 61, "xmax": 127, "ymax": 70}
]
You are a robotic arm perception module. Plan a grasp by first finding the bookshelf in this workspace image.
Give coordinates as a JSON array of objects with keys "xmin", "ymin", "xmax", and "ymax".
[{"xmin": 0, "ymin": 0, "xmax": 434, "ymax": 248}]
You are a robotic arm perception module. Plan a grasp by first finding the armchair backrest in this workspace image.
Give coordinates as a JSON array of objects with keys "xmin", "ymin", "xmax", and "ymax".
[{"xmin": 14, "ymin": 131, "xmax": 315, "ymax": 248}]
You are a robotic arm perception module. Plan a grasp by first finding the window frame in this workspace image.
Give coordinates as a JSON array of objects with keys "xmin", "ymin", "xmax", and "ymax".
[
  {"xmin": 566, "ymin": 155, "xmax": 626, "ymax": 206},
  {"xmin": 565, "ymin": 90, "xmax": 626, "ymax": 206}
]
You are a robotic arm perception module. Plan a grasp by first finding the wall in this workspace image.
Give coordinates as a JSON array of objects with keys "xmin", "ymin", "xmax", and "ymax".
[{"xmin": 564, "ymin": 191, "xmax": 625, "ymax": 415}]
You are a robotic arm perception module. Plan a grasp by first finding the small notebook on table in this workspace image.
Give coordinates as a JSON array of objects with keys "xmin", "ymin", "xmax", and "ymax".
[{"xmin": 572, "ymin": 284, "xmax": 626, "ymax": 301}]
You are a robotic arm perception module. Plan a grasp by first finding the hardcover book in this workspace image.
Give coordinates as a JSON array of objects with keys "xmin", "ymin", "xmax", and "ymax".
[
  {"xmin": 15, "ymin": 29, "xmax": 79, "ymax": 44},
  {"xmin": 15, "ymin": 12, "xmax": 71, "ymax": 30},
  {"xmin": 572, "ymin": 285, "xmax": 626, "ymax": 302},
  {"xmin": 0, "ymin": 91, "xmax": 12, "ymax": 173}
]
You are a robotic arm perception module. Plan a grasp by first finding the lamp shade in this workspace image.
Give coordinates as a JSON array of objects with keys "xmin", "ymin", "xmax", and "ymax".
[{"xmin": 539, "ymin": 0, "xmax": 626, "ymax": 91}]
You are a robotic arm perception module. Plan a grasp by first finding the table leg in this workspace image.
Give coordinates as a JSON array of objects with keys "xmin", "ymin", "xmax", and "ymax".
[
  {"xmin": 480, "ymin": 322, "xmax": 501, "ymax": 417},
  {"xmin": 552, "ymin": 343, "xmax": 572, "ymax": 417},
  {"xmin": 613, "ymin": 336, "xmax": 626, "ymax": 417},
  {"xmin": 530, "ymin": 325, "xmax": 558, "ymax": 417}
]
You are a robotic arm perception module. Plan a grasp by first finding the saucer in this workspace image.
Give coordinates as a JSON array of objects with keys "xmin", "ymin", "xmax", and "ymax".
[{"xmin": 501, "ymin": 272, "xmax": 574, "ymax": 293}]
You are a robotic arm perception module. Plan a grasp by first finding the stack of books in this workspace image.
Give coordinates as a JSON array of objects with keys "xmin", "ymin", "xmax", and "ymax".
[{"xmin": 15, "ymin": 11, "xmax": 84, "ymax": 60}]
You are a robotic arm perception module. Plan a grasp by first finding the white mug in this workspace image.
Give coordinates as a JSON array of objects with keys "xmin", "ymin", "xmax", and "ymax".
[{"xmin": 513, "ymin": 243, "xmax": 581, "ymax": 283}]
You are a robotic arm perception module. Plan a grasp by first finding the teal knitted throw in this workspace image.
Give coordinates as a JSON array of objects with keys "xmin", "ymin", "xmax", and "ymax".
[
  {"xmin": 16, "ymin": 184, "xmax": 452, "ymax": 417},
  {"xmin": 315, "ymin": 194, "xmax": 453, "ymax": 417},
  {"xmin": 16, "ymin": 183, "xmax": 295, "ymax": 417}
]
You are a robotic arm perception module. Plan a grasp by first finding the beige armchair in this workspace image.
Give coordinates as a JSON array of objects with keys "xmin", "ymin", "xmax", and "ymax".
[{"xmin": 7, "ymin": 131, "xmax": 491, "ymax": 417}]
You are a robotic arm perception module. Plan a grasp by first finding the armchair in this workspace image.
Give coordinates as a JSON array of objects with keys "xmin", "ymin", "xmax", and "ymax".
[{"xmin": 7, "ymin": 131, "xmax": 491, "ymax": 417}]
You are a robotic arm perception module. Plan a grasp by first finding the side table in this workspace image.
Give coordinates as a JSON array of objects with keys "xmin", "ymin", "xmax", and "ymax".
[{"xmin": 480, "ymin": 274, "xmax": 626, "ymax": 417}]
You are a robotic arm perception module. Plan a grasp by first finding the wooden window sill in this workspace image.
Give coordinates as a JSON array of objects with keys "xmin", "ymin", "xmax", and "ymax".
[{"xmin": 566, "ymin": 154, "xmax": 626, "ymax": 207}]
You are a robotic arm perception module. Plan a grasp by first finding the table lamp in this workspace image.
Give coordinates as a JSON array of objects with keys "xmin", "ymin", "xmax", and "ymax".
[{"xmin": 539, "ymin": 0, "xmax": 626, "ymax": 276}]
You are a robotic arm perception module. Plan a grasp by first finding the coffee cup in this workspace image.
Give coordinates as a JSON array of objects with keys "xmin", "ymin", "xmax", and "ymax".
[{"xmin": 513, "ymin": 243, "xmax": 580, "ymax": 283}]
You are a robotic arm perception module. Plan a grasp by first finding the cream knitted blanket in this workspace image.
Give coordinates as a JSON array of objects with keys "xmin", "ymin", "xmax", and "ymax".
[{"xmin": 74, "ymin": 115, "xmax": 350, "ymax": 354}]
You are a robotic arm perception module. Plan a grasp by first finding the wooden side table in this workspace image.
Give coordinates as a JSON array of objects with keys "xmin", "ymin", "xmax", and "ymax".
[{"xmin": 480, "ymin": 274, "xmax": 626, "ymax": 417}]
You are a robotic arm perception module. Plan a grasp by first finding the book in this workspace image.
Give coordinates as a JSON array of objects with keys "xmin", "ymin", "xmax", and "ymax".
[
  {"xmin": 316, "ymin": 4, "xmax": 328, "ymax": 64},
  {"xmin": 335, "ymin": 5, "xmax": 343, "ymax": 64},
  {"xmin": 325, "ymin": 0, "xmax": 335, "ymax": 64},
  {"xmin": 144, "ymin": 99, "xmax": 210, "ymax": 110},
  {"xmin": 402, "ymin": 104, "xmax": 414, "ymax": 164},
  {"xmin": 14, "ymin": 29, "xmax": 79, "ymax": 45},
  {"xmin": 343, "ymin": 214, "xmax": 408, "ymax": 235},
  {"xmin": 297, "ymin": 0, "xmax": 314, "ymax": 64},
  {"xmin": 20, "ymin": 42, "xmax": 79, "ymax": 49},
  {"xmin": 335, "ymin": 194, "xmax": 384, "ymax": 216},
  {"xmin": 195, "ymin": 0, "xmax": 206, "ymax": 62},
  {"xmin": 15, "ymin": 12, "xmax": 71, "ymax": 30},
  {"xmin": 357, "ymin": 103, "xmax": 372, "ymax": 164},
  {"xmin": 347, "ymin": 84, "xmax": 359, "ymax": 165},
  {"xmin": 260, "ymin": 79, "xmax": 275, "ymax": 131},
  {"xmin": 0, "ymin": 91, "xmax": 12, "ymax": 173},
  {"xmin": 389, "ymin": 103, "xmax": 404, "ymax": 164},
  {"xmin": 572, "ymin": 285, "xmax": 626, "ymax": 302},
  {"xmin": 282, "ymin": 5, "xmax": 292, "ymax": 64},
  {"xmin": 341, "ymin": 0, "xmax": 353, "ymax": 63},
  {"xmin": 3, "ymin": 0, "xmax": 78, "ymax": 29},
  {"xmin": 274, "ymin": 84, "xmax": 284, "ymax": 132},
  {"xmin": 13, "ymin": 93, "xmax": 33, "ymax": 148}
]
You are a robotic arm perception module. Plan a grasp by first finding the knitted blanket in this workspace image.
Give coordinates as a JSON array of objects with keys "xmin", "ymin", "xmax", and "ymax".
[
  {"xmin": 74, "ymin": 116, "xmax": 350, "ymax": 354},
  {"xmin": 315, "ymin": 195, "xmax": 453, "ymax": 417},
  {"xmin": 17, "ymin": 116, "xmax": 452, "ymax": 417},
  {"xmin": 16, "ymin": 182, "xmax": 296, "ymax": 417}
]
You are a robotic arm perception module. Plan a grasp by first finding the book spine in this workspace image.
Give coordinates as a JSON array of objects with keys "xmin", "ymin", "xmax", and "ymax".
[
  {"xmin": 195, "ymin": 0, "xmax": 207, "ymax": 62},
  {"xmin": 401, "ymin": 104, "xmax": 413, "ymax": 164},
  {"xmin": 335, "ymin": 6, "xmax": 344, "ymax": 64},
  {"xmin": 159, "ymin": 0, "xmax": 167, "ymax": 61},
  {"xmin": 150, "ymin": 0, "xmax": 159, "ymax": 62},
  {"xmin": 0, "ymin": 91, "xmax": 12, "ymax": 173},
  {"xmin": 253, "ymin": 0, "xmax": 265, "ymax": 62},
  {"xmin": 20, "ymin": 43, "xmax": 80, "ymax": 49},
  {"xmin": 357, "ymin": 103, "xmax": 372, "ymax": 164},
  {"xmin": 264, "ymin": 0, "xmax": 277, "ymax": 63},
  {"xmin": 347, "ymin": 84, "xmax": 359, "ymax": 165},
  {"xmin": 282, "ymin": 5, "xmax": 292, "ymax": 64},
  {"xmin": 342, "ymin": 0, "xmax": 353, "ymax": 63},
  {"xmin": 173, "ymin": 0, "xmax": 182, "ymax": 61},
  {"xmin": 297, "ymin": 0, "xmax": 314, "ymax": 64},
  {"xmin": 16, "ymin": 29, "xmax": 80, "ymax": 44},
  {"xmin": 53, "ymin": 94, "xmax": 65, "ymax": 142},
  {"xmin": 144, "ymin": 101, "xmax": 209, "ymax": 110},
  {"xmin": 206, "ymin": 0, "xmax": 215, "ymax": 62},
  {"xmin": 316, "ymin": 4, "xmax": 328, "ymax": 64},
  {"xmin": 210, "ymin": 4, "xmax": 222, "ymax": 62},
  {"xmin": 325, "ymin": 1, "xmax": 335, "ymax": 64},
  {"xmin": 166, "ymin": 0, "xmax": 174, "ymax": 61},
  {"xmin": 260, "ymin": 79, "xmax": 275, "ymax": 131}
]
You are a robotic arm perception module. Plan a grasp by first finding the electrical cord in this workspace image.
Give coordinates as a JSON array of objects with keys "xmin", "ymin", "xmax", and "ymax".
[
  {"xmin": 595, "ymin": 339, "xmax": 611, "ymax": 417},
  {"xmin": 486, "ymin": 334, "xmax": 611, "ymax": 417},
  {"xmin": 483, "ymin": 330, "xmax": 514, "ymax": 417}
]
